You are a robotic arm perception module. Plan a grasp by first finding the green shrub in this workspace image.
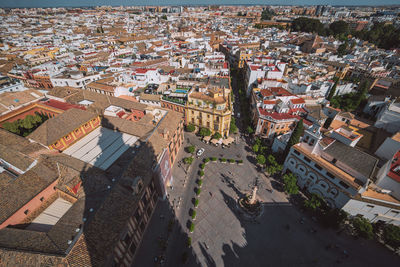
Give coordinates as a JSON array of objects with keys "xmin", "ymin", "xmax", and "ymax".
[
  {"xmin": 194, "ymin": 199, "xmax": 199, "ymax": 207},
  {"xmin": 190, "ymin": 222, "xmax": 195, "ymax": 232},
  {"xmin": 212, "ymin": 132, "xmax": 222, "ymax": 139},
  {"xmin": 191, "ymin": 210, "xmax": 197, "ymax": 219},
  {"xmin": 210, "ymin": 157, "xmax": 217, "ymax": 161},
  {"xmin": 186, "ymin": 145, "xmax": 195, "ymax": 154},
  {"xmin": 353, "ymin": 216, "xmax": 373, "ymax": 239},
  {"xmin": 237, "ymin": 159, "xmax": 243, "ymax": 164},
  {"xmin": 196, "ymin": 188, "xmax": 201, "ymax": 196},
  {"xmin": 197, "ymin": 179, "xmax": 203, "ymax": 186},
  {"xmin": 383, "ymin": 224, "xmax": 400, "ymax": 248},
  {"xmin": 282, "ymin": 172, "xmax": 299, "ymax": 195},
  {"xmin": 199, "ymin": 170, "xmax": 204, "ymax": 177},
  {"xmin": 199, "ymin": 127, "xmax": 211, "ymax": 137},
  {"xmin": 183, "ymin": 157, "xmax": 194, "ymax": 165},
  {"xmin": 220, "ymin": 158, "xmax": 227, "ymax": 162},
  {"xmin": 200, "ymin": 163, "xmax": 205, "ymax": 169},
  {"xmin": 186, "ymin": 124, "xmax": 195, "ymax": 132},
  {"xmin": 228, "ymin": 159, "xmax": 235, "ymax": 163},
  {"xmin": 204, "ymin": 158, "xmax": 210, "ymax": 163}
]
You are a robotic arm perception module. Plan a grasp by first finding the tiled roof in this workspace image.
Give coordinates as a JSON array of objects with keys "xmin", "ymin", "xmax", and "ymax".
[
  {"xmin": 324, "ymin": 140, "xmax": 378, "ymax": 179},
  {"xmin": 28, "ymin": 109, "xmax": 98, "ymax": 146},
  {"xmin": 0, "ymin": 159, "xmax": 58, "ymax": 224}
]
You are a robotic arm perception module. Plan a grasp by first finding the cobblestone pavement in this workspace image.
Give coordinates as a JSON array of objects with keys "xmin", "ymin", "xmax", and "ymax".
[{"xmin": 134, "ymin": 132, "xmax": 400, "ymax": 267}]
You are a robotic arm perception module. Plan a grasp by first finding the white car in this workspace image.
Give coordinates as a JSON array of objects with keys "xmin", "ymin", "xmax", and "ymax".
[{"xmin": 196, "ymin": 148, "xmax": 205, "ymax": 157}]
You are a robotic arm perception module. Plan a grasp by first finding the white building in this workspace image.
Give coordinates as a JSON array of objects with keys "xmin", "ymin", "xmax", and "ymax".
[
  {"xmin": 374, "ymin": 100, "xmax": 400, "ymax": 134},
  {"xmin": 283, "ymin": 124, "xmax": 400, "ymax": 225},
  {"xmin": 51, "ymin": 71, "xmax": 102, "ymax": 89}
]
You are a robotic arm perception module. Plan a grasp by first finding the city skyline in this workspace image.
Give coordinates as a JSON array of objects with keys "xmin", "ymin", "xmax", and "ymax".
[{"xmin": 1, "ymin": 0, "xmax": 400, "ymax": 8}]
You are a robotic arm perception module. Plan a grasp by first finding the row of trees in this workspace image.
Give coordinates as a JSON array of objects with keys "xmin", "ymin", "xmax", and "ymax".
[
  {"xmin": 3, "ymin": 113, "xmax": 49, "ymax": 137},
  {"xmin": 291, "ymin": 17, "xmax": 400, "ymax": 49}
]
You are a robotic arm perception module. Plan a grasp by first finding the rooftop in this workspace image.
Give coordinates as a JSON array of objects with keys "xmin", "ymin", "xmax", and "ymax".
[{"xmin": 323, "ymin": 140, "xmax": 378, "ymax": 179}]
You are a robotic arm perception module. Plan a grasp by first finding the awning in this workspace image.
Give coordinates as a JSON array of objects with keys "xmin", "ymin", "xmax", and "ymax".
[
  {"xmin": 222, "ymin": 137, "xmax": 235, "ymax": 146},
  {"xmin": 211, "ymin": 138, "xmax": 222, "ymax": 145},
  {"xmin": 203, "ymin": 136, "xmax": 211, "ymax": 142}
]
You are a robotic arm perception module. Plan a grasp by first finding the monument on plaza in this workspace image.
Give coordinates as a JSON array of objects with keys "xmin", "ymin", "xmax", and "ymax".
[
  {"xmin": 238, "ymin": 178, "xmax": 262, "ymax": 216},
  {"xmin": 249, "ymin": 185, "xmax": 258, "ymax": 204}
]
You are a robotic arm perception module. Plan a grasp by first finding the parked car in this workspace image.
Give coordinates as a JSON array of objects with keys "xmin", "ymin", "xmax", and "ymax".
[{"xmin": 196, "ymin": 148, "xmax": 205, "ymax": 157}]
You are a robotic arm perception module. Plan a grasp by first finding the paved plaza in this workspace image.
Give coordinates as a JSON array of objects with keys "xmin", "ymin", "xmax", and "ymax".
[{"xmin": 134, "ymin": 133, "xmax": 400, "ymax": 267}]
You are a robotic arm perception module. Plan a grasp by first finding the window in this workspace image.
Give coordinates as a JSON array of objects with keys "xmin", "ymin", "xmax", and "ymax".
[
  {"xmin": 332, "ymin": 158, "xmax": 337, "ymax": 164},
  {"xmin": 320, "ymin": 183, "xmax": 326, "ymax": 188},
  {"xmin": 139, "ymin": 221, "xmax": 146, "ymax": 232},
  {"xmin": 293, "ymin": 150, "xmax": 300, "ymax": 156},
  {"xmin": 24, "ymin": 209, "xmax": 29, "ymax": 215},
  {"xmin": 146, "ymin": 206, "xmax": 152, "ymax": 217},
  {"xmin": 326, "ymin": 172, "xmax": 335, "ymax": 180},
  {"xmin": 65, "ymin": 135, "xmax": 71, "ymax": 141},
  {"xmin": 309, "ymin": 139, "xmax": 315, "ymax": 146},
  {"xmin": 314, "ymin": 164, "xmax": 322, "ymax": 171},
  {"xmin": 75, "ymin": 129, "xmax": 80, "ymax": 133},
  {"xmin": 40, "ymin": 197, "xmax": 45, "ymax": 202},
  {"xmin": 134, "ymin": 211, "xmax": 141, "ymax": 223},
  {"xmin": 84, "ymin": 123, "xmax": 89, "ymax": 128},
  {"xmin": 304, "ymin": 156, "xmax": 311, "ymax": 163},
  {"xmin": 122, "ymin": 233, "xmax": 131, "ymax": 244},
  {"xmin": 339, "ymin": 181, "xmax": 349, "ymax": 189}
]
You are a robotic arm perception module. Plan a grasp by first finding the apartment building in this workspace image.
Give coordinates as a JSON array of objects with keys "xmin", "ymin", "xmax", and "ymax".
[{"xmin": 283, "ymin": 124, "xmax": 400, "ymax": 225}]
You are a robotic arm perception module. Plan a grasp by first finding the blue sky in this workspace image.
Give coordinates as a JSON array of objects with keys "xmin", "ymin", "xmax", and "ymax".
[{"xmin": 1, "ymin": 0, "xmax": 399, "ymax": 8}]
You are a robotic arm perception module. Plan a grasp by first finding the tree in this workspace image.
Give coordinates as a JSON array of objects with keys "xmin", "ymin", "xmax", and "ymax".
[
  {"xmin": 353, "ymin": 216, "xmax": 373, "ymax": 239},
  {"xmin": 291, "ymin": 17, "xmax": 325, "ymax": 35},
  {"xmin": 252, "ymin": 144, "xmax": 260, "ymax": 153},
  {"xmin": 2, "ymin": 121, "xmax": 20, "ymax": 135},
  {"xmin": 256, "ymin": 154, "xmax": 266, "ymax": 165},
  {"xmin": 321, "ymin": 208, "xmax": 348, "ymax": 229},
  {"xmin": 186, "ymin": 124, "xmax": 195, "ymax": 132},
  {"xmin": 198, "ymin": 127, "xmax": 211, "ymax": 137},
  {"xmin": 212, "ymin": 132, "xmax": 222, "ymax": 140},
  {"xmin": 327, "ymin": 78, "xmax": 339, "ymax": 101},
  {"xmin": 282, "ymin": 172, "xmax": 299, "ymax": 195},
  {"xmin": 246, "ymin": 126, "xmax": 254, "ymax": 135},
  {"xmin": 265, "ymin": 155, "xmax": 283, "ymax": 175},
  {"xmin": 329, "ymin": 20, "xmax": 349, "ymax": 37},
  {"xmin": 186, "ymin": 145, "xmax": 195, "ymax": 154},
  {"xmin": 383, "ymin": 224, "xmax": 400, "ymax": 248},
  {"xmin": 183, "ymin": 157, "xmax": 194, "ymax": 165},
  {"xmin": 261, "ymin": 8, "xmax": 276, "ymax": 20},
  {"xmin": 354, "ymin": 80, "xmax": 369, "ymax": 109},
  {"xmin": 337, "ymin": 42, "xmax": 348, "ymax": 57},
  {"xmin": 284, "ymin": 119, "xmax": 304, "ymax": 156},
  {"xmin": 304, "ymin": 193, "xmax": 323, "ymax": 212},
  {"xmin": 230, "ymin": 117, "xmax": 238, "ymax": 134}
]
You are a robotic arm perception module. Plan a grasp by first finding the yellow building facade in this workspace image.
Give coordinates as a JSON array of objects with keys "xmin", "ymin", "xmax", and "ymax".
[{"xmin": 185, "ymin": 88, "xmax": 232, "ymax": 137}]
